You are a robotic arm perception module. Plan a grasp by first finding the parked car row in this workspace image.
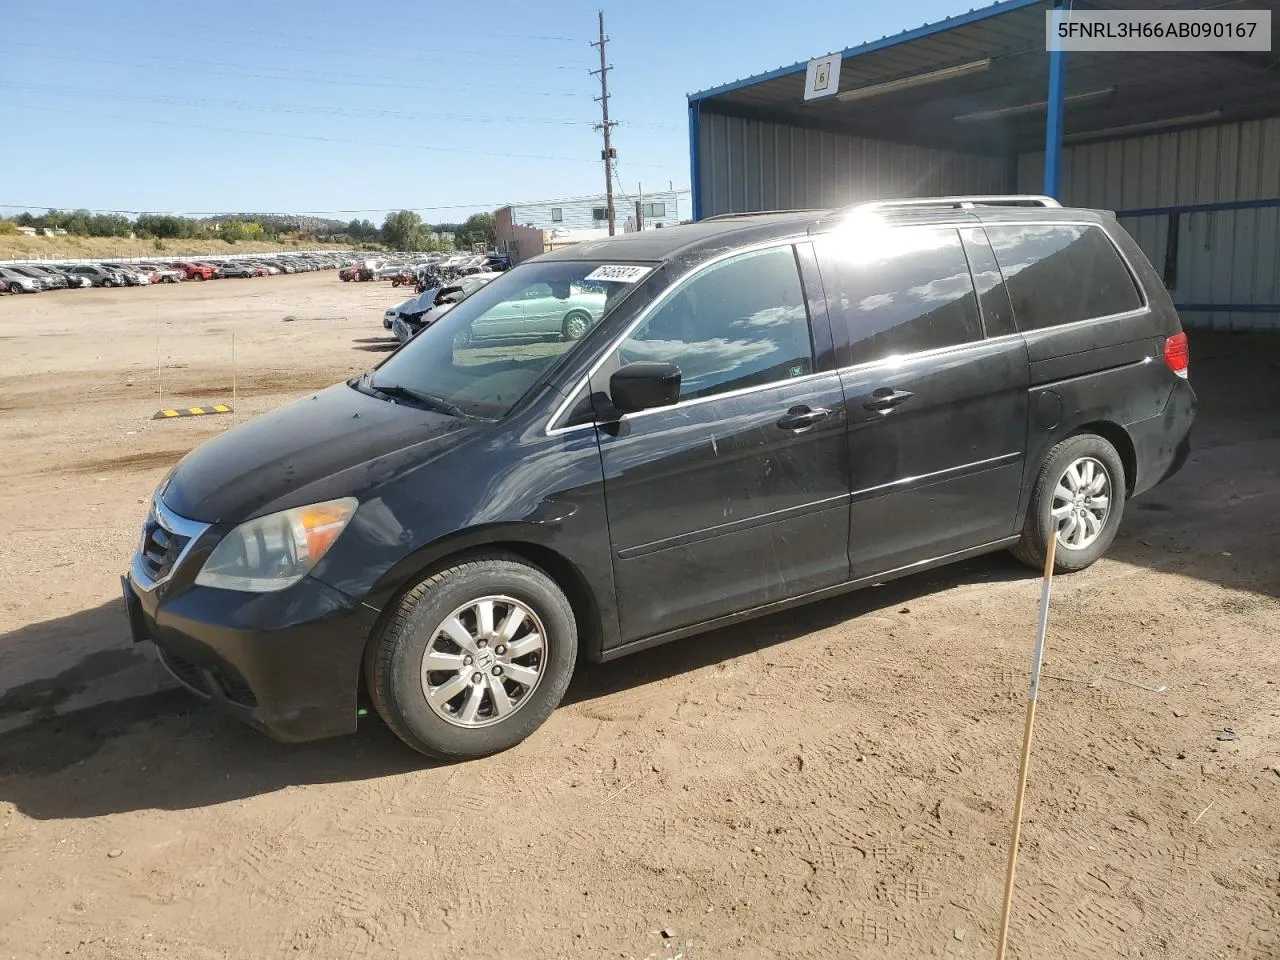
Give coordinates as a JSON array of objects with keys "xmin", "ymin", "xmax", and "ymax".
[
  {"xmin": 341, "ymin": 252, "xmax": 509, "ymax": 285},
  {"xmin": 0, "ymin": 252, "xmax": 356, "ymax": 294}
]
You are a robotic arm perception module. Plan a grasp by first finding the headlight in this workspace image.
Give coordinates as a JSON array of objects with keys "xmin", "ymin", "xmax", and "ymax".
[{"xmin": 195, "ymin": 497, "xmax": 357, "ymax": 592}]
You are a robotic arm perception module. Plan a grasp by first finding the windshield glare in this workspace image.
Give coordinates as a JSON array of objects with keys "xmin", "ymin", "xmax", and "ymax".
[{"xmin": 369, "ymin": 261, "xmax": 647, "ymax": 419}]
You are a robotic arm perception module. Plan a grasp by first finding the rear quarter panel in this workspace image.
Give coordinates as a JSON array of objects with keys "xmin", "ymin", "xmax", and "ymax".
[{"xmin": 1007, "ymin": 217, "xmax": 1188, "ymax": 515}]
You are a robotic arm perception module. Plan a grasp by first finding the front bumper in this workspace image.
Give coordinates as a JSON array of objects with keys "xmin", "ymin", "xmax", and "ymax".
[{"xmin": 124, "ymin": 570, "xmax": 380, "ymax": 742}]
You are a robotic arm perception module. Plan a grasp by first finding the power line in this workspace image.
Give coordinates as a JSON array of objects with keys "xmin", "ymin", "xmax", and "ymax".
[
  {"xmin": 0, "ymin": 187, "xmax": 692, "ymax": 219},
  {"xmin": 7, "ymin": 103, "xmax": 680, "ymax": 170},
  {"xmin": 51, "ymin": 0, "xmax": 580, "ymax": 43},
  {"xmin": 6, "ymin": 46, "xmax": 589, "ymax": 97},
  {"xmin": 6, "ymin": 16, "xmax": 582, "ymax": 68},
  {"xmin": 0, "ymin": 81, "xmax": 679, "ymax": 130},
  {"xmin": 0, "ymin": 82, "xmax": 595, "ymax": 127}
]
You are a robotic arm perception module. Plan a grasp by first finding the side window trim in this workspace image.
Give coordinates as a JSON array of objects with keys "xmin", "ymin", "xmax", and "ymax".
[
  {"xmin": 795, "ymin": 240, "xmax": 839, "ymax": 374},
  {"xmin": 544, "ymin": 237, "xmax": 818, "ymax": 434},
  {"xmin": 959, "ymin": 226, "xmax": 1018, "ymax": 340}
]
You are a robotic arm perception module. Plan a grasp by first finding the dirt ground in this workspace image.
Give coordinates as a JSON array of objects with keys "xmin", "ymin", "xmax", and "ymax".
[{"xmin": 1, "ymin": 273, "xmax": 1278, "ymax": 960}]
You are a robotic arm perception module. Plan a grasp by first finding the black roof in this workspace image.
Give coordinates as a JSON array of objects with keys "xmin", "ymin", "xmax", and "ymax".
[
  {"xmin": 532, "ymin": 212, "xmax": 817, "ymax": 264},
  {"xmin": 533, "ymin": 201, "xmax": 1113, "ymax": 267}
]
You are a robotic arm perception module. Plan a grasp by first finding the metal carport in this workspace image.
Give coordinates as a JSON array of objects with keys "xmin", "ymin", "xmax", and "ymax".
[{"xmin": 687, "ymin": 0, "xmax": 1280, "ymax": 330}]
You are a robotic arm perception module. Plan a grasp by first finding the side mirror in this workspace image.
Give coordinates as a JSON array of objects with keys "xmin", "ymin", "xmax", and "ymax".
[{"xmin": 610, "ymin": 362, "xmax": 681, "ymax": 413}]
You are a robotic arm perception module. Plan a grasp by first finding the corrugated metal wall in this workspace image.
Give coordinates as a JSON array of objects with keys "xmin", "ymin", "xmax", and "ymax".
[
  {"xmin": 697, "ymin": 112, "xmax": 1010, "ymax": 217},
  {"xmin": 1018, "ymin": 119, "xmax": 1280, "ymax": 331}
]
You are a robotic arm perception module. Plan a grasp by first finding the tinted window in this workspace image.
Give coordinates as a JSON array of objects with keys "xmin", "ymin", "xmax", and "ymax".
[
  {"xmin": 816, "ymin": 226, "xmax": 982, "ymax": 367},
  {"xmin": 617, "ymin": 245, "xmax": 813, "ymax": 402},
  {"xmin": 985, "ymin": 223, "xmax": 1143, "ymax": 331}
]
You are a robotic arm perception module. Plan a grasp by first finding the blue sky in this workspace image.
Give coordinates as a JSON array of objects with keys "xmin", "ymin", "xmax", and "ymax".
[{"xmin": 2, "ymin": 0, "xmax": 972, "ymax": 222}]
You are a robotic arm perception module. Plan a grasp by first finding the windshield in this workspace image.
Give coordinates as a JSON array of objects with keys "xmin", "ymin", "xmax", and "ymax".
[{"xmin": 368, "ymin": 260, "xmax": 649, "ymax": 419}]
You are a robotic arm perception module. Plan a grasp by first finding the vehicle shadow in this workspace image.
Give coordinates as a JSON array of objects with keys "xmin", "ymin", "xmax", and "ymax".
[
  {"xmin": 353, "ymin": 339, "xmax": 398, "ymax": 352},
  {"xmin": 0, "ymin": 552, "xmax": 1029, "ymax": 820}
]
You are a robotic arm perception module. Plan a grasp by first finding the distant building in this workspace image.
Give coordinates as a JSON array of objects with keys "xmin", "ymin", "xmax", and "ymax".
[
  {"xmin": 16, "ymin": 226, "xmax": 37, "ymax": 236},
  {"xmin": 495, "ymin": 189, "xmax": 689, "ymax": 263}
]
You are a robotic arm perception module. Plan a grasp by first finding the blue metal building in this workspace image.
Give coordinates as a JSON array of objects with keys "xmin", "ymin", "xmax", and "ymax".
[{"xmin": 687, "ymin": 0, "xmax": 1280, "ymax": 330}]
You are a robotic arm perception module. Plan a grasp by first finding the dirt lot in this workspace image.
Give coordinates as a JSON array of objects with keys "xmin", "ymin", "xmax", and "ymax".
[{"xmin": 1, "ymin": 273, "xmax": 1278, "ymax": 960}]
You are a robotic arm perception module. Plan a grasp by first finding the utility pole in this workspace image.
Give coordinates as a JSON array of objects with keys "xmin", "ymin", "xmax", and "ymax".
[{"xmin": 590, "ymin": 9, "xmax": 617, "ymax": 235}]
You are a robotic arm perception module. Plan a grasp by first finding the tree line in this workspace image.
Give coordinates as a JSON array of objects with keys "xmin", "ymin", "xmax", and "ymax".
[
  {"xmin": 0, "ymin": 208, "xmax": 498, "ymax": 251},
  {"xmin": 351, "ymin": 211, "xmax": 495, "ymax": 252}
]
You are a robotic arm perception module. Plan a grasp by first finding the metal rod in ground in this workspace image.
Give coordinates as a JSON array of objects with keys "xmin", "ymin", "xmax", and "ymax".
[
  {"xmin": 231, "ymin": 332, "xmax": 237, "ymax": 428},
  {"xmin": 155, "ymin": 308, "xmax": 163, "ymax": 412},
  {"xmin": 995, "ymin": 531, "xmax": 1058, "ymax": 960}
]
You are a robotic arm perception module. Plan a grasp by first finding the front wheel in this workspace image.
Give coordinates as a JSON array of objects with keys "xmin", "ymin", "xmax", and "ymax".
[
  {"xmin": 1011, "ymin": 433, "xmax": 1126, "ymax": 573},
  {"xmin": 101, "ymin": 279, "xmax": 114, "ymax": 288},
  {"xmin": 366, "ymin": 553, "xmax": 577, "ymax": 759}
]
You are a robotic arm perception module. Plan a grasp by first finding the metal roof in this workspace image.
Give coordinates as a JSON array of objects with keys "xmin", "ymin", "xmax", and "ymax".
[{"xmin": 689, "ymin": 0, "xmax": 1280, "ymax": 155}]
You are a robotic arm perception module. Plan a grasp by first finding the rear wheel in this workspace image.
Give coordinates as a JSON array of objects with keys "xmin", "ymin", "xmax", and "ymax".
[
  {"xmin": 561, "ymin": 310, "xmax": 592, "ymax": 341},
  {"xmin": 1011, "ymin": 433, "xmax": 1126, "ymax": 573},
  {"xmin": 366, "ymin": 553, "xmax": 577, "ymax": 759}
]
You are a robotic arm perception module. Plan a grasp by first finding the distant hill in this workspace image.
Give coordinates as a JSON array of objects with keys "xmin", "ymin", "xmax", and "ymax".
[{"xmin": 196, "ymin": 214, "xmax": 347, "ymax": 234}]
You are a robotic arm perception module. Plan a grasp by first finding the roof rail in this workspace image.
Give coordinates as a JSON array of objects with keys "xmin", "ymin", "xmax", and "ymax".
[
  {"xmin": 699, "ymin": 209, "xmax": 816, "ymax": 222},
  {"xmin": 854, "ymin": 195, "xmax": 1062, "ymax": 212}
]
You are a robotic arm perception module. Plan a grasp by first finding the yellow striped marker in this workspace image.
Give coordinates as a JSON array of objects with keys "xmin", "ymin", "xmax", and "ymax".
[{"xmin": 152, "ymin": 404, "xmax": 233, "ymax": 420}]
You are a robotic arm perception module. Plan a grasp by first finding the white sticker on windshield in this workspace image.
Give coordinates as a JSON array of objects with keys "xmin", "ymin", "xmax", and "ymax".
[{"xmin": 584, "ymin": 264, "xmax": 652, "ymax": 284}]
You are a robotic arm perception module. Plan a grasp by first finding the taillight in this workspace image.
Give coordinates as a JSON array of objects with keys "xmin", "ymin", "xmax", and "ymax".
[{"xmin": 1163, "ymin": 332, "xmax": 1189, "ymax": 378}]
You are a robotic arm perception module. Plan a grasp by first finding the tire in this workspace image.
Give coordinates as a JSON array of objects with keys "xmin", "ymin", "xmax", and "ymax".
[
  {"xmin": 561, "ymin": 310, "xmax": 592, "ymax": 341},
  {"xmin": 102, "ymin": 278, "xmax": 114, "ymax": 288},
  {"xmin": 1011, "ymin": 433, "xmax": 1126, "ymax": 573},
  {"xmin": 366, "ymin": 552, "xmax": 577, "ymax": 760}
]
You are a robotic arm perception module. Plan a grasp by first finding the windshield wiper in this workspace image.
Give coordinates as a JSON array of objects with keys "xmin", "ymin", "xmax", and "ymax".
[{"xmin": 369, "ymin": 380, "xmax": 469, "ymax": 419}]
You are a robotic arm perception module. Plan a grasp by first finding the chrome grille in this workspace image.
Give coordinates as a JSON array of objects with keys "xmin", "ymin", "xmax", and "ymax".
[
  {"xmin": 139, "ymin": 514, "xmax": 189, "ymax": 582},
  {"xmin": 131, "ymin": 496, "xmax": 210, "ymax": 591}
]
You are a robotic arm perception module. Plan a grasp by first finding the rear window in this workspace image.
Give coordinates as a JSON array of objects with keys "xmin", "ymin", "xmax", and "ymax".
[
  {"xmin": 816, "ymin": 226, "xmax": 983, "ymax": 367},
  {"xmin": 985, "ymin": 223, "xmax": 1143, "ymax": 331}
]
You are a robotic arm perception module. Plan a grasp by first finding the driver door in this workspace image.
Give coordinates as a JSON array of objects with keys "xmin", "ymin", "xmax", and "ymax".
[{"xmin": 591, "ymin": 243, "xmax": 850, "ymax": 642}]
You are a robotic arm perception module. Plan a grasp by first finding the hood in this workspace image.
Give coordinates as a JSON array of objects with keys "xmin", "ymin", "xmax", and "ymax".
[
  {"xmin": 400, "ymin": 287, "xmax": 440, "ymax": 317},
  {"xmin": 161, "ymin": 382, "xmax": 474, "ymax": 523}
]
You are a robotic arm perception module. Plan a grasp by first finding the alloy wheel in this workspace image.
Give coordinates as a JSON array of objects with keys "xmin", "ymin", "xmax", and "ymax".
[
  {"xmin": 1052, "ymin": 456, "xmax": 1111, "ymax": 549},
  {"xmin": 419, "ymin": 596, "xmax": 546, "ymax": 728}
]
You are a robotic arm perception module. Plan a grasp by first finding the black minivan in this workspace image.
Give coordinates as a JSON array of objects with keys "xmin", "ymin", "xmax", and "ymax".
[{"xmin": 123, "ymin": 196, "xmax": 1194, "ymax": 759}]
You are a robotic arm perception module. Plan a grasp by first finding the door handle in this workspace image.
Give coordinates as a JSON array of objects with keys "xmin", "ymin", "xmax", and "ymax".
[
  {"xmin": 862, "ymin": 388, "xmax": 914, "ymax": 413},
  {"xmin": 776, "ymin": 405, "xmax": 832, "ymax": 431}
]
